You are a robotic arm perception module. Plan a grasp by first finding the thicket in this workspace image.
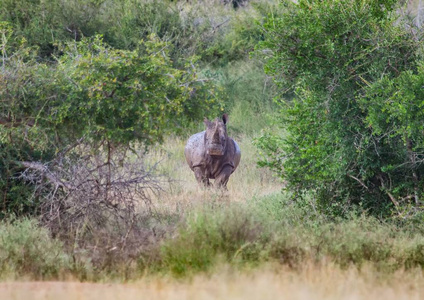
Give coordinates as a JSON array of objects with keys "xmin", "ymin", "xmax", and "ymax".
[
  {"xmin": 0, "ymin": 0, "xmax": 267, "ymax": 63},
  {"xmin": 256, "ymin": 0, "xmax": 424, "ymax": 218}
]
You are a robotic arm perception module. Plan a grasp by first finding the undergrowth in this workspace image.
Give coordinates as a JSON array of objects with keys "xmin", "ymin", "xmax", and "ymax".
[
  {"xmin": 143, "ymin": 195, "xmax": 424, "ymax": 277},
  {"xmin": 3, "ymin": 194, "xmax": 424, "ymax": 280}
]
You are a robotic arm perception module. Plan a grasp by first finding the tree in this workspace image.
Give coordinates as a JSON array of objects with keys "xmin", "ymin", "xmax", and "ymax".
[
  {"xmin": 256, "ymin": 0, "xmax": 420, "ymax": 216},
  {"xmin": 51, "ymin": 34, "xmax": 222, "ymax": 146},
  {"xmin": 0, "ymin": 32, "xmax": 223, "ymax": 216}
]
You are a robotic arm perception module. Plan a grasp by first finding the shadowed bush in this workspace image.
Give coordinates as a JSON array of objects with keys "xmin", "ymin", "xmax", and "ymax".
[{"xmin": 0, "ymin": 0, "xmax": 269, "ymax": 64}]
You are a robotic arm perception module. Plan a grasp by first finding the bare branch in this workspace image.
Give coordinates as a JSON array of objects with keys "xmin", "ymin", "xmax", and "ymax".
[
  {"xmin": 348, "ymin": 174, "xmax": 369, "ymax": 190},
  {"xmin": 17, "ymin": 161, "xmax": 72, "ymax": 189},
  {"xmin": 377, "ymin": 174, "xmax": 400, "ymax": 209}
]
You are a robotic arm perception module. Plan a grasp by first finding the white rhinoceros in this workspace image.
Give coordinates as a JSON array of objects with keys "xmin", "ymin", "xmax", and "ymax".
[{"xmin": 184, "ymin": 114, "xmax": 241, "ymax": 189}]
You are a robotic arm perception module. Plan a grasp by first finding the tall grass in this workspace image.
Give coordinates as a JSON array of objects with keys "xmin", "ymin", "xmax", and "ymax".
[
  {"xmin": 140, "ymin": 193, "xmax": 424, "ymax": 277},
  {"xmin": 3, "ymin": 176, "xmax": 424, "ymax": 281}
]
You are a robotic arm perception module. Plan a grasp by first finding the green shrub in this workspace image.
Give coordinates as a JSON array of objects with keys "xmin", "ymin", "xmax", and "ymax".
[
  {"xmin": 101, "ymin": 0, "xmax": 184, "ymax": 51},
  {"xmin": 256, "ymin": 0, "xmax": 420, "ymax": 217},
  {"xmin": 52, "ymin": 34, "xmax": 223, "ymax": 146},
  {"xmin": 0, "ymin": 0, "xmax": 271, "ymax": 64},
  {"xmin": 149, "ymin": 204, "xmax": 268, "ymax": 276},
  {"xmin": 0, "ymin": 218, "xmax": 71, "ymax": 279},
  {"xmin": 0, "ymin": 31, "xmax": 223, "ymax": 216},
  {"xmin": 0, "ymin": 0, "xmax": 65, "ymax": 57},
  {"xmin": 0, "ymin": 23, "xmax": 56, "ymax": 217}
]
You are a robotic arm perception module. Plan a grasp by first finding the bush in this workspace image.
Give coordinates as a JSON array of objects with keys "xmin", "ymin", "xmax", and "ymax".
[
  {"xmin": 52, "ymin": 34, "xmax": 223, "ymax": 145},
  {"xmin": 0, "ymin": 22, "xmax": 56, "ymax": 217},
  {"xmin": 361, "ymin": 63, "xmax": 424, "ymax": 214},
  {"xmin": 255, "ymin": 0, "xmax": 420, "ymax": 216},
  {"xmin": 0, "ymin": 218, "xmax": 71, "ymax": 279},
  {"xmin": 151, "ymin": 204, "xmax": 267, "ymax": 276},
  {"xmin": 0, "ymin": 0, "xmax": 65, "ymax": 57},
  {"xmin": 0, "ymin": 0, "xmax": 269, "ymax": 64}
]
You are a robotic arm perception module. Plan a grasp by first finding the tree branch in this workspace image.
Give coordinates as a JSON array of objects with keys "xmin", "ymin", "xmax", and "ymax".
[
  {"xmin": 16, "ymin": 161, "xmax": 72, "ymax": 190},
  {"xmin": 348, "ymin": 174, "xmax": 369, "ymax": 190}
]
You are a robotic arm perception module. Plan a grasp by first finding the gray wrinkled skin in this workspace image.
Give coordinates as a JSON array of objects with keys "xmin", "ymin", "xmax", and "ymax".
[{"xmin": 184, "ymin": 114, "xmax": 241, "ymax": 189}]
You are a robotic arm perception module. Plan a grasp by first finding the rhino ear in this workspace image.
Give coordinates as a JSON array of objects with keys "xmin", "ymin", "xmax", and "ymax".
[
  {"xmin": 222, "ymin": 113, "xmax": 228, "ymax": 125},
  {"xmin": 204, "ymin": 117, "xmax": 212, "ymax": 128}
]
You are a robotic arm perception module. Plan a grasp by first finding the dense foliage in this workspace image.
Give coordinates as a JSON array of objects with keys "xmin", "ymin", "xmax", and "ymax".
[{"xmin": 256, "ymin": 0, "xmax": 423, "ymax": 217}]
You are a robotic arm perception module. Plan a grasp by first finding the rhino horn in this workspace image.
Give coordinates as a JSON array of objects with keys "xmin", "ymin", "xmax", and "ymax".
[{"xmin": 212, "ymin": 126, "xmax": 221, "ymax": 143}]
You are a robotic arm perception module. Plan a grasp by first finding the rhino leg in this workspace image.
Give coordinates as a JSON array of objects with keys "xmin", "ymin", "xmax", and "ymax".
[
  {"xmin": 214, "ymin": 166, "xmax": 233, "ymax": 189},
  {"xmin": 193, "ymin": 167, "xmax": 210, "ymax": 187}
]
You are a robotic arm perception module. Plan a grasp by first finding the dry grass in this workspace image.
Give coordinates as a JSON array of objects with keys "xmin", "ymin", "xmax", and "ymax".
[
  {"xmin": 1, "ymin": 263, "xmax": 423, "ymax": 300},
  {"xmin": 145, "ymin": 134, "xmax": 281, "ymax": 214}
]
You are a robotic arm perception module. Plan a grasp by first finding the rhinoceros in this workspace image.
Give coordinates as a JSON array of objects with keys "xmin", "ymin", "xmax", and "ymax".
[{"xmin": 184, "ymin": 114, "xmax": 241, "ymax": 188}]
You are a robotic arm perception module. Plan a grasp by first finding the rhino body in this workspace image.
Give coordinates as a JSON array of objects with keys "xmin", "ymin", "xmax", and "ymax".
[{"xmin": 184, "ymin": 115, "xmax": 241, "ymax": 188}]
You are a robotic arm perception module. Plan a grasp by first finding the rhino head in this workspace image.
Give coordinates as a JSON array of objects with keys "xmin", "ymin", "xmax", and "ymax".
[{"xmin": 204, "ymin": 114, "xmax": 228, "ymax": 156}]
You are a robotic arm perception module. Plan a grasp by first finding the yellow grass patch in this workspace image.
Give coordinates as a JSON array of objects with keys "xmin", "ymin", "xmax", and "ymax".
[{"xmin": 1, "ymin": 263, "xmax": 423, "ymax": 300}]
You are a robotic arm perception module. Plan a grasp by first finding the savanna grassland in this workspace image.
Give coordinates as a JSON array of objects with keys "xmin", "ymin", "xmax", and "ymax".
[
  {"xmin": 2, "ymin": 0, "xmax": 424, "ymax": 299},
  {"xmin": 2, "ymin": 135, "xmax": 424, "ymax": 299}
]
